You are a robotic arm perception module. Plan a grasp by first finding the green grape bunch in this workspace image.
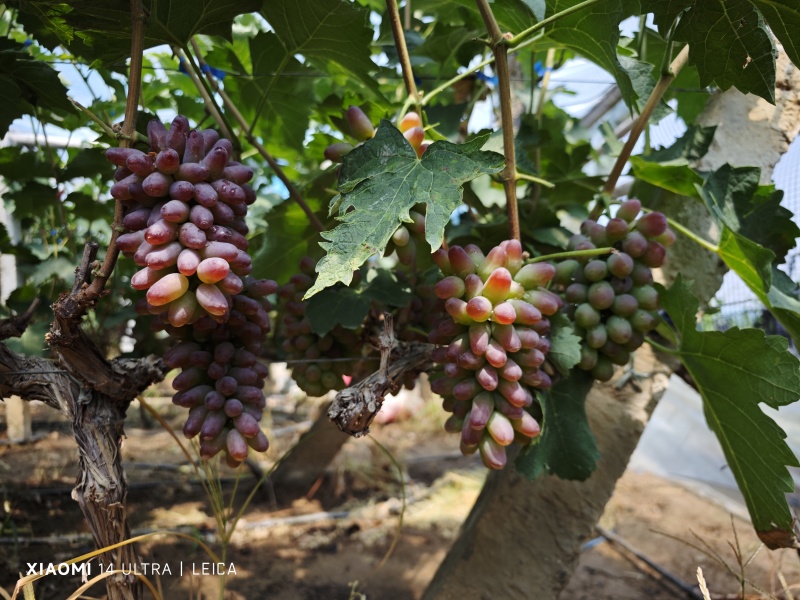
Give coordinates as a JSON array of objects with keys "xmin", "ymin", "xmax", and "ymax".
[{"xmin": 550, "ymin": 199, "xmax": 675, "ymax": 381}]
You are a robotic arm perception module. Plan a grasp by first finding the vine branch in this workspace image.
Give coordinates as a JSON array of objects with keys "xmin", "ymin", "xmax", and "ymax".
[
  {"xmin": 476, "ymin": 0, "xmax": 520, "ymax": 241},
  {"xmin": 187, "ymin": 39, "xmax": 325, "ymax": 234},
  {"xmin": 591, "ymin": 44, "xmax": 689, "ymax": 220},
  {"xmin": 81, "ymin": 0, "xmax": 147, "ymax": 303},
  {"xmin": 386, "ymin": 0, "xmax": 420, "ymax": 107}
]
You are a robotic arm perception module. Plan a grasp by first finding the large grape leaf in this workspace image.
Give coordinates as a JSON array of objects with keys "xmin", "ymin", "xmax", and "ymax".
[
  {"xmin": 672, "ymin": 0, "xmax": 777, "ymax": 103},
  {"xmin": 412, "ymin": 0, "xmax": 537, "ymax": 32},
  {"xmin": 651, "ymin": 1, "xmax": 800, "ymax": 77},
  {"xmin": 543, "ymin": 0, "xmax": 640, "ymax": 113},
  {"xmin": 659, "ymin": 276, "xmax": 800, "ymax": 549},
  {"xmin": 304, "ymin": 121, "xmax": 504, "ymax": 298},
  {"xmin": 225, "ymin": 32, "xmax": 314, "ymax": 154},
  {"xmin": 261, "ymin": 0, "xmax": 381, "ymax": 97},
  {"xmin": 306, "ymin": 288, "xmax": 371, "ymax": 336},
  {"xmin": 0, "ymin": 39, "xmax": 74, "ymax": 136},
  {"xmin": 515, "ymin": 371, "xmax": 599, "ymax": 481},
  {"xmin": 700, "ymin": 164, "xmax": 799, "ymax": 264},
  {"xmin": 750, "ymin": 1, "xmax": 800, "ymax": 68},
  {"xmin": 13, "ymin": 0, "xmax": 261, "ymax": 64}
]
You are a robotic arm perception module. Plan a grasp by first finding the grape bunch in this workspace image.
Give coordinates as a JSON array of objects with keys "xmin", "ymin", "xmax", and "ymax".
[
  {"xmin": 109, "ymin": 115, "xmax": 255, "ymax": 326},
  {"xmin": 276, "ymin": 258, "xmax": 368, "ymax": 397},
  {"xmin": 324, "ymin": 107, "xmax": 429, "ymax": 162},
  {"xmin": 106, "ymin": 115, "xmax": 276, "ymax": 465},
  {"xmin": 161, "ymin": 277, "xmax": 275, "ymax": 467},
  {"xmin": 551, "ymin": 199, "xmax": 675, "ymax": 381},
  {"xmin": 428, "ymin": 240, "xmax": 562, "ymax": 469}
]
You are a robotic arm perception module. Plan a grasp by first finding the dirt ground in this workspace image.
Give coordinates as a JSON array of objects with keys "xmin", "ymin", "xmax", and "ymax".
[{"xmin": 0, "ymin": 393, "xmax": 799, "ymax": 600}]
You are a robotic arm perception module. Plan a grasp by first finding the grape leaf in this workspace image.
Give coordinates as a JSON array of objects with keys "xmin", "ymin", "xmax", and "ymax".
[
  {"xmin": 547, "ymin": 312, "xmax": 582, "ymax": 376},
  {"xmin": 412, "ymin": 0, "xmax": 537, "ymax": 32},
  {"xmin": 262, "ymin": 0, "xmax": 381, "ymax": 97},
  {"xmin": 304, "ymin": 121, "xmax": 504, "ymax": 298},
  {"xmin": 0, "ymin": 39, "xmax": 74, "ymax": 135},
  {"xmin": 649, "ymin": 0, "xmax": 693, "ymax": 35},
  {"xmin": 515, "ymin": 371, "xmax": 598, "ymax": 481},
  {"xmin": 619, "ymin": 56, "xmax": 671, "ymax": 123},
  {"xmin": 673, "ymin": 0, "xmax": 777, "ymax": 103},
  {"xmin": 659, "ymin": 276, "xmax": 800, "ymax": 549},
  {"xmin": 362, "ymin": 270, "xmax": 413, "ymax": 308},
  {"xmin": 14, "ymin": 0, "xmax": 261, "ymax": 64},
  {"xmin": 630, "ymin": 157, "xmax": 702, "ymax": 197},
  {"xmin": 750, "ymin": 1, "xmax": 800, "ymax": 69},
  {"xmin": 645, "ymin": 125, "xmax": 716, "ymax": 163},
  {"xmin": 227, "ymin": 32, "xmax": 314, "ymax": 154},
  {"xmin": 306, "ymin": 288, "xmax": 371, "ymax": 336},
  {"xmin": 543, "ymin": 0, "xmax": 639, "ymax": 113},
  {"xmin": 700, "ymin": 164, "xmax": 799, "ymax": 264}
]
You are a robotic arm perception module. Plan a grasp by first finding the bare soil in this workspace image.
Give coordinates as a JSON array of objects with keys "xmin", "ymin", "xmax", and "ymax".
[{"xmin": 0, "ymin": 396, "xmax": 798, "ymax": 600}]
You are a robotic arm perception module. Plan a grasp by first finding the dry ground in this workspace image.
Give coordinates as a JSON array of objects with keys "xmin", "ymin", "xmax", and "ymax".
[{"xmin": 0, "ymin": 394, "xmax": 798, "ymax": 600}]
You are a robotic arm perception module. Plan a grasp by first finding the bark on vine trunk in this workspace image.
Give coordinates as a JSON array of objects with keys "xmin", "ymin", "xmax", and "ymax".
[
  {"xmin": 422, "ymin": 347, "xmax": 674, "ymax": 600},
  {"xmin": 0, "ymin": 338, "xmax": 164, "ymax": 600}
]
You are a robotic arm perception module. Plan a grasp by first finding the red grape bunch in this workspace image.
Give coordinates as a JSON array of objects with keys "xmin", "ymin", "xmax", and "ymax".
[
  {"xmin": 428, "ymin": 240, "xmax": 563, "ymax": 469},
  {"xmin": 163, "ymin": 277, "xmax": 275, "ymax": 467},
  {"xmin": 276, "ymin": 258, "xmax": 368, "ymax": 397},
  {"xmin": 106, "ymin": 115, "xmax": 276, "ymax": 466},
  {"xmin": 551, "ymin": 199, "xmax": 675, "ymax": 381},
  {"xmin": 324, "ymin": 107, "xmax": 429, "ymax": 163},
  {"xmin": 109, "ymin": 115, "xmax": 256, "ymax": 327}
]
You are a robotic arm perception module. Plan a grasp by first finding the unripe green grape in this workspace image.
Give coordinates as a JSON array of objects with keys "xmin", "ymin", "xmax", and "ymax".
[
  {"xmin": 435, "ymin": 276, "xmax": 466, "ymax": 300},
  {"xmin": 587, "ymin": 281, "xmax": 615, "ymax": 310},
  {"xmin": 607, "ymin": 252, "xmax": 634, "ymax": 277},
  {"xmin": 565, "ymin": 283, "xmax": 588, "ymax": 304},
  {"xmin": 584, "ymin": 259, "xmax": 608, "ymax": 282},
  {"xmin": 632, "ymin": 285, "xmax": 659, "ymax": 310},
  {"xmin": 482, "ymin": 268, "xmax": 513, "ymax": 304},
  {"xmin": 466, "ymin": 296, "xmax": 493, "ymax": 322},
  {"xmin": 606, "ymin": 316, "xmax": 633, "ymax": 344},
  {"xmin": 574, "ymin": 303, "xmax": 601, "ymax": 328},
  {"xmin": 611, "ymin": 294, "xmax": 638, "ymax": 317},
  {"xmin": 585, "ymin": 324, "xmax": 608, "ymax": 349},
  {"xmin": 578, "ymin": 345, "xmax": 598, "ymax": 370},
  {"xmin": 631, "ymin": 309, "xmax": 658, "ymax": 332},
  {"xmin": 588, "ymin": 223, "xmax": 608, "ymax": 247},
  {"xmin": 592, "ymin": 355, "xmax": 615, "ymax": 381},
  {"xmin": 553, "ymin": 259, "xmax": 580, "ymax": 285},
  {"xmin": 631, "ymin": 263, "xmax": 653, "ymax": 285}
]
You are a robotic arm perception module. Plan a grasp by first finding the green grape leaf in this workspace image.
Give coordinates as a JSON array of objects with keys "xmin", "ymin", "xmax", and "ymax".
[
  {"xmin": 15, "ymin": 0, "xmax": 261, "ymax": 64},
  {"xmin": 262, "ymin": 0, "xmax": 381, "ymax": 97},
  {"xmin": 673, "ymin": 0, "xmax": 777, "ymax": 103},
  {"xmin": 362, "ymin": 270, "xmax": 413, "ymax": 308},
  {"xmin": 630, "ymin": 157, "xmax": 702, "ymax": 197},
  {"xmin": 0, "ymin": 39, "xmax": 74, "ymax": 136},
  {"xmin": 649, "ymin": 0, "xmax": 692, "ymax": 35},
  {"xmin": 7, "ymin": 181, "xmax": 59, "ymax": 219},
  {"xmin": 226, "ymin": 32, "xmax": 314, "ymax": 154},
  {"xmin": 543, "ymin": 0, "xmax": 639, "ymax": 113},
  {"xmin": 619, "ymin": 56, "xmax": 671, "ymax": 123},
  {"xmin": 412, "ymin": 0, "xmax": 537, "ymax": 32},
  {"xmin": 750, "ymin": 1, "xmax": 800, "ymax": 69},
  {"xmin": 304, "ymin": 121, "xmax": 504, "ymax": 298},
  {"xmin": 659, "ymin": 276, "xmax": 800, "ymax": 549},
  {"xmin": 701, "ymin": 164, "xmax": 799, "ymax": 264},
  {"xmin": 249, "ymin": 193, "xmax": 325, "ymax": 286},
  {"xmin": 547, "ymin": 312, "xmax": 583, "ymax": 376},
  {"xmin": 515, "ymin": 371, "xmax": 598, "ymax": 481},
  {"xmin": 305, "ymin": 287, "xmax": 371, "ymax": 336},
  {"xmin": 0, "ymin": 146, "xmax": 52, "ymax": 181},
  {"xmin": 645, "ymin": 125, "xmax": 716, "ymax": 164}
]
